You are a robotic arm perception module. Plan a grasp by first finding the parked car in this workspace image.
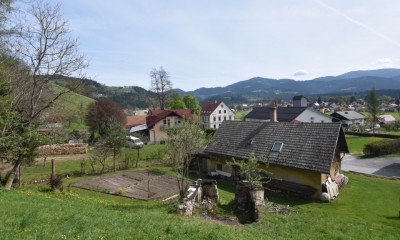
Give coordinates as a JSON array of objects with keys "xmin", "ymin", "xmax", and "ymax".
[{"xmin": 126, "ymin": 136, "xmax": 144, "ymax": 148}]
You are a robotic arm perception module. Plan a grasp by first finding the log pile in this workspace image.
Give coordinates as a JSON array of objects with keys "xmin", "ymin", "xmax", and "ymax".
[{"xmin": 38, "ymin": 143, "xmax": 88, "ymax": 155}]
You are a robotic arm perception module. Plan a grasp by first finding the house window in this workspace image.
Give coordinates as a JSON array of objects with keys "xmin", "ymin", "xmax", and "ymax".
[
  {"xmin": 218, "ymin": 116, "xmax": 221, "ymax": 121},
  {"xmin": 217, "ymin": 163, "xmax": 223, "ymax": 171},
  {"xmin": 213, "ymin": 117, "xmax": 216, "ymax": 122},
  {"xmin": 271, "ymin": 142, "xmax": 283, "ymax": 152},
  {"xmin": 163, "ymin": 119, "xmax": 167, "ymax": 125},
  {"xmin": 214, "ymin": 124, "xmax": 217, "ymax": 129},
  {"xmin": 224, "ymin": 116, "xmax": 226, "ymax": 121},
  {"xmin": 224, "ymin": 110, "xmax": 226, "ymax": 113},
  {"xmin": 219, "ymin": 110, "xmax": 221, "ymax": 114},
  {"xmin": 229, "ymin": 116, "xmax": 231, "ymax": 120}
]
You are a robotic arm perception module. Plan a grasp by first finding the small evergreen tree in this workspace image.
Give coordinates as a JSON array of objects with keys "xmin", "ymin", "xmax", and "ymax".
[{"xmin": 367, "ymin": 88, "xmax": 379, "ymax": 134}]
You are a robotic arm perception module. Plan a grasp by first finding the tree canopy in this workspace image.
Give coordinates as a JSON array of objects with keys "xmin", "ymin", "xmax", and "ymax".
[
  {"xmin": 183, "ymin": 94, "xmax": 201, "ymax": 116},
  {"xmin": 86, "ymin": 99, "xmax": 126, "ymax": 136},
  {"xmin": 167, "ymin": 92, "xmax": 186, "ymax": 109}
]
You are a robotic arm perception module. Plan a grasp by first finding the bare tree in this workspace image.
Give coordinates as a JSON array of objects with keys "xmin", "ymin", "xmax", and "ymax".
[
  {"xmin": 149, "ymin": 66, "xmax": 172, "ymax": 110},
  {"xmin": 1, "ymin": 1, "xmax": 88, "ymax": 187},
  {"xmin": 166, "ymin": 121, "xmax": 209, "ymax": 198},
  {"xmin": 9, "ymin": 1, "xmax": 89, "ymax": 122}
]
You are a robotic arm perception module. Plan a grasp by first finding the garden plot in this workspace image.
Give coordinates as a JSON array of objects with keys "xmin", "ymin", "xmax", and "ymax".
[{"xmin": 73, "ymin": 171, "xmax": 183, "ymax": 200}]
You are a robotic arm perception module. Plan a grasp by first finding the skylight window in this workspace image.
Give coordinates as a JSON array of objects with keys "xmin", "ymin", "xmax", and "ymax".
[{"xmin": 271, "ymin": 142, "xmax": 283, "ymax": 152}]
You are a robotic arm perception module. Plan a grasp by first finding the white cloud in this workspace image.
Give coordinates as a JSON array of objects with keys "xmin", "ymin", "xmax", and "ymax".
[
  {"xmin": 293, "ymin": 69, "xmax": 309, "ymax": 76},
  {"xmin": 374, "ymin": 58, "xmax": 394, "ymax": 68}
]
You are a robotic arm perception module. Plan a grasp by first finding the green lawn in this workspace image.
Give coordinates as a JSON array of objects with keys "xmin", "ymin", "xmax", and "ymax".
[
  {"xmin": 235, "ymin": 110, "xmax": 250, "ymax": 121},
  {"xmin": 0, "ymin": 172, "xmax": 399, "ymax": 239},
  {"xmin": 345, "ymin": 135, "xmax": 387, "ymax": 156}
]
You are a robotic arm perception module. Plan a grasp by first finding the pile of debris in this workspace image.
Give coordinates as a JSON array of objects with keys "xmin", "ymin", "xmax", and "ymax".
[{"xmin": 178, "ymin": 179, "xmax": 219, "ymax": 216}]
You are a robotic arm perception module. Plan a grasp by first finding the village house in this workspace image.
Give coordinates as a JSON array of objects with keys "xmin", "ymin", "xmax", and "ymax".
[
  {"xmin": 244, "ymin": 106, "xmax": 332, "ymax": 123},
  {"xmin": 202, "ymin": 121, "xmax": 349, "ymax": 199},
  {"xmin": 378, "ymin": 114, "xmax": 397, "ymax": 125},
  {"xmin": 126, "ymin": 115, "xmax": 147, "ymax": 134},
  {"xmin": 146, "ymin": 109, "xmax": 194, "ymax": 144},
  {"xmin": 330, "ymin": 111, "xmax": 367, "ymax": 127},
  {"xmin": 200, "ymin": 100, "xmax": 235, "ymax": 129}
]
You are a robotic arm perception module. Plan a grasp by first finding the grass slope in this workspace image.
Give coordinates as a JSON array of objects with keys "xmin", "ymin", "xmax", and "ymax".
[{"xmin": 0, "ymin": 172, "xmax": 399, "ymax": 239}]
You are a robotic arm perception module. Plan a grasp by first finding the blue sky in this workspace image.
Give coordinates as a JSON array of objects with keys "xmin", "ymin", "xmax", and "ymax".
[{"xmin": 46, "ymin": 0, "xmax": 400, "ymax": 91}]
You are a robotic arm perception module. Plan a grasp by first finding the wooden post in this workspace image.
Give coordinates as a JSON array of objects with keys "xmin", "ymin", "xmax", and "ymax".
[
  {"xmin": 136, "ymin": 148, "xmax": 140, "ymax": 168},
  {"xmin": 51, "ymin": 159, "xmax": 55, "ymax": 180},
  {"xmin": 147, "ymin": 171, "xmax": 150, "ymax": 200},
  {"xmin": 18, "ymin": 165, "xmax": 21, "ymax": 187}
]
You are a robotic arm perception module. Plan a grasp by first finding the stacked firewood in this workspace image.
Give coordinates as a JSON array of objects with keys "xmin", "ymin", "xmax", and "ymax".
[{"xmin": 38, "ymin": 143, "xmax": 88, "ymax": 155}]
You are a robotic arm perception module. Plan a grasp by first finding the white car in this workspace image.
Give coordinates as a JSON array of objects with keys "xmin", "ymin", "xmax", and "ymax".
[{"xmin": 126, "ymin": 136, "xmax": 144, "ymax": 148}]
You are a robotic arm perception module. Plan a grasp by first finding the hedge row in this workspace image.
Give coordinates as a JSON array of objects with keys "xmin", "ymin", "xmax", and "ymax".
[
  {"xmin": 346, "ymin": 131, "xmax": 400, "ymax": 139},
  {"xmin": 363, "ymin": 139, "xmax": 400, "ymax": 157}
]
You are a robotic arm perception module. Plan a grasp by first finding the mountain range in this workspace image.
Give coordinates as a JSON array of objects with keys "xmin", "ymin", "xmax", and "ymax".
[
  {"xmin": 177, "ymin": 68, "xmax": 400, "ymax": 104},
  {"xmin": 65, "ymin": 68, "xmax": 400, "ymax": 108}
]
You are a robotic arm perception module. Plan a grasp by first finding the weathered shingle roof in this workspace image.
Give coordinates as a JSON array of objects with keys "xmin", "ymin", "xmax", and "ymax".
[
  {"xmin": 244, "ymin": 107, "xmax": 308, "ymax": 122},
  {"xmin": 126, "ymin": 115, "xmax": 147, "ymax": 127},
  {"xmin": 331, "ymin": 111, "xmax": 367, "ymax": 120},
  {"xmin": 200, "ymin": 101, "xmax": 221, "ymax": 116},
  {"xmin": 146, "ymin": 109, "xmax": 194, "ymax": 128},
  {"xmin": 204, "ymin": 121, "xmax": 348, "ymax": 173}
]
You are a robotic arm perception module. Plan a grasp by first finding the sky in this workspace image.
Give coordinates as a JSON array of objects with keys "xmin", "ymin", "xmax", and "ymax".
[{"xmin": 39, "ymin": 0, "xmax": 400, "ymax": 91}]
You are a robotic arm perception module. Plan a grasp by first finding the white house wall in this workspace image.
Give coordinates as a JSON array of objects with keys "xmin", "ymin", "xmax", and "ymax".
[{"xmin": 202, "ymin": 102, "xmax": 235, "ymax": 129}]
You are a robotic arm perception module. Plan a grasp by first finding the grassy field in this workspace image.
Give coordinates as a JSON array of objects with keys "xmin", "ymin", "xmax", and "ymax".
[
  {"xmin": 20, "ymin": 145, "xmax": 168, "ymax": 184},
  {"xmin": 234, "ymin": 110, "xmax": 250, "ymax": 121},
  {"xmin": 0, "ymin": 172, "xmax": 399, "ymax": 239},
  {"xmin": 345, "ymin": 135, "xmax": 387, "ymax": 156}
]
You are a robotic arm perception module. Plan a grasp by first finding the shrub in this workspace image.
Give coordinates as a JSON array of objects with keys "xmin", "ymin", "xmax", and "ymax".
[
  {"xmin": 363, "ymin": 139, "xmax": 400, "ymax": 156},
  {"xmin": 50, "ymin": 175, "xmax": 64, "ymax": 192}
]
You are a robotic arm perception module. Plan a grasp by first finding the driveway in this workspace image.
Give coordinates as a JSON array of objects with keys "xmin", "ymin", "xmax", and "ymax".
[{"xmin": 341, "ymin": 154, "xmax": 400, "ymax": 178}]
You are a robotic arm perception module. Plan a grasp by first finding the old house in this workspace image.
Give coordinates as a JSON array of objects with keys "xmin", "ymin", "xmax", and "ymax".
[
  {"xmin": 330, "ymin": 111, "xmax": 367, "ymax": 127},
  {"xmin": 200, "ymin": 100, "xmax": 235, "ymax": 129},
  {"xmin": 126, "ymin": 115, "xmax": 147, "ymax": 134},
  {"xmin": 202, "ymin": 121, "xmax": 349, "ymax": 199},
  {"xmin": 244, "ymin": 106, "xmax": 332, "ymax": 123},
  {"xmin": 147, "ymin": 109, "xmax": 194, "ymax": 144}
]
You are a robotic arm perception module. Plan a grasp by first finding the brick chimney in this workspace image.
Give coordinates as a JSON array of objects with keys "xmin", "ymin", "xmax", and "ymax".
[{"xmin": 269, "ymin": 106, "xmax": 278, "ymax": 122}]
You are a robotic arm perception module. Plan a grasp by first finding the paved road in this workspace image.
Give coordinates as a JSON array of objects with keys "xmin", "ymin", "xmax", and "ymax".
[{"xmin": 341, "ymin": 154, "xmax": 400, "ymax": 178}]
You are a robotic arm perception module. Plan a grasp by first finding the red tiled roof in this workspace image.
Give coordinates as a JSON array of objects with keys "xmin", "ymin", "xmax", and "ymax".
[
  {"xmin": 126, "ymin": 115, "xmax": 147, "ymax": 127},
  {"xmin": 200, "ymin": 101, "xmax": 221, "ymax": 116},
  {"xmin": 146, "ymin": 109, "xmax": 194, "ymax": 128}
]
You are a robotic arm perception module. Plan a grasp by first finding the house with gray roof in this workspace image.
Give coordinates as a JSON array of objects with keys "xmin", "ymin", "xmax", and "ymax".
[
  {"xmin": 203, "ymin": 121, "xmax": 349, "ymax": 199},
  {"xmin": 244, "ymin": 106, "xmax": 332, "ymax": 123},
  {"xmin": 330, "ymin": 111, "xmax": 367, "ymax": 127}
]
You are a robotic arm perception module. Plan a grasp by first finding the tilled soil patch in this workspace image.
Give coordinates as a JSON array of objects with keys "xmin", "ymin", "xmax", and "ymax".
[{"xmin": 73, "ymin": 170, "xmax": 183, "ymax": 200}]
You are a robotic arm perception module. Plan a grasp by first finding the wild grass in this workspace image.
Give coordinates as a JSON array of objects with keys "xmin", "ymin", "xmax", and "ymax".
[{"xmin": 0, "ymin": 172, "xmax": 399, "ymax": 239}]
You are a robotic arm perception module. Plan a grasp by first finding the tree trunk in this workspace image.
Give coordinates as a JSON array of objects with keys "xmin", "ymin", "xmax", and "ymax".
[
  {"xmin": 113, "ymin": 152, "xmax": 116, "ymax": 172},
  {"xmin": 4, "ymin": 159, "xmax": 21, "ymax": 190}
]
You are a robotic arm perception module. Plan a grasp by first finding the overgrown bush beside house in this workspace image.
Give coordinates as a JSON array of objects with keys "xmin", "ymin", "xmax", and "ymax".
[{"xmin": 363, "ymin": 139, "xmax": 400, "ymax": 156}]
